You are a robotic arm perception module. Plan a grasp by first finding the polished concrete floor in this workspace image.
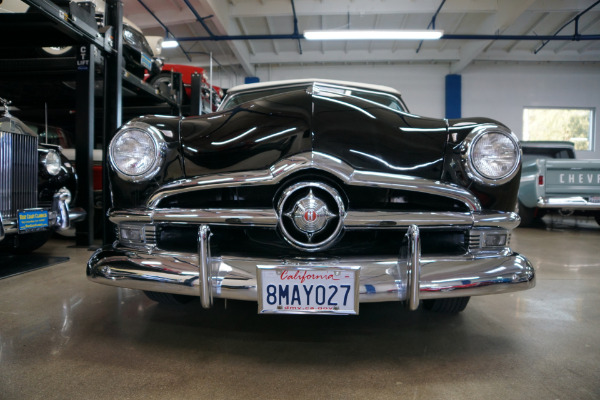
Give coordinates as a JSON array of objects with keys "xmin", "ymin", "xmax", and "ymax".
[{"xmin": 1, "ymin": 216, "xmax": 599, "ymax": 399}]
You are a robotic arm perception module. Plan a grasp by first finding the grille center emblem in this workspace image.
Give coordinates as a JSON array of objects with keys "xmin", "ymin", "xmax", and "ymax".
[
  {"xmin": 304, "ymin": 210, "xmax": 317, "ymax": 223},
  {"xmin": 277, "ymin": 182, "xmax": 345, "ymax": 251},
  {"xmin": 289, "ymin": 189, "xmax": 335, "ymax": 234}
]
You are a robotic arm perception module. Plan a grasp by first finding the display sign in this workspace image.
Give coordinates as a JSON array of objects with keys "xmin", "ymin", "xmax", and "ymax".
[{"xmin": 18, "ymin": 209, "xmax": 49, "ymax": 232}]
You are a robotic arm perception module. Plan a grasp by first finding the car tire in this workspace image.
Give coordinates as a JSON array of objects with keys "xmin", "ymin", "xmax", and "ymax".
[
  {"xmin": 422, "ymin": 297, "xmax": 470, "ymax": 313},
  {"xmin": 37, "ymin": 46, "xmax": 76, "ymax": 57},
  {"xmin": 517, "ymin": 201, "xmax": 537, "ymax": 227},
  {"xmin": 143, "ymin": 291, "xmax": 196, "ymax": 305},
  {"xmin": 150, "ymin": 72, "xmax": 177, "ymax": 100},
  {"xmin": 11, "ymin": 231, "xmax": 51, "ymax": 254}
]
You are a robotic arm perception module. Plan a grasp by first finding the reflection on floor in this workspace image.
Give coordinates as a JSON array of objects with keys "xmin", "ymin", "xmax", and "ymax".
[
  {"xmin": 0, "ymin": 253, "xmax": 69, "ymax": 280},
  {"xmin": 0, "ymin": 219, "xmax": 598, "ymax": 399}
]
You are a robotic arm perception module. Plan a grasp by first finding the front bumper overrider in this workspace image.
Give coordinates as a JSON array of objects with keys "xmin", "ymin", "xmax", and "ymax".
[{"xmin": 87, "ymin": 223, "xmax": 535, "ymax": 313}]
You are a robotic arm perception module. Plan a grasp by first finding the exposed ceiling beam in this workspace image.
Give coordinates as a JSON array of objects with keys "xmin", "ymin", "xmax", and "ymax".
[
  {"xmin": 265, "ymin": 17, "xmax": 280, "ymax": 55},
  {"xmin": 203, "ymin": 0, "xmax": 255, "ymax": 76},
  {"xmin": 450, "ymin": 0, "xmax": 536, "ymax": 74},
  {"xmin": 530, "ymin": 11, "xmax": 578, "ymax": 53},
  {"xmin": 236, "ymin": 17, "xmax": 256, "ymax": 55},
  {"xmin": 527, "ymin": 0, "xmax": 600, "ymax": 12},
  {"xmin": 553, "ymin": 14, "xmax": 600, "ymax": 52},
  {"xmin": 229, "ymin": 0, "xmax": 499, "ymax": 18},
  {"xmin": 578, "ymin": 40, "xmax": 598, "ymax": 53},
  {"xmin": 476, "ymin": 49, "xmax": 600, "ymax": 62},
  {"xmin": 505, "ymin": 12, "xmax": 549, "ymax": 52},
  {"xmin": 438, "ymin": 13, "xmax": 466, "ymax": 52},
  {"xmin": 248, "ymin": 49, "xmax": 461, "ymax": 64}
]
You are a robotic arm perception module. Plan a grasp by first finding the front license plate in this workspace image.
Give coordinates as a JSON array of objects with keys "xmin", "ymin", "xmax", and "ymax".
[
  {"xmin": 18, "ymin": 209, "xmax": 49, "ymax": 232},
  {"xmin": 141, "ymin": 53, "xmax": 153, "ymax": 69},
  {"xmin": 258, "ymin": 266, "xmax": 360, "ymax": 315}
]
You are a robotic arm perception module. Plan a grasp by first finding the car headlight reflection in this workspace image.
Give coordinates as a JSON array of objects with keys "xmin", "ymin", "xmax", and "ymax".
[
  {"xmin": 44, "ymin": 150, "xmax": 62, "ymax": 176},
  {"xmin": 109, "ymin": 122, "xmax": 166, "ymax": 182},
  {"xmin": 463, "ymin": 126, "xmax": 520, "ymax": 186}
]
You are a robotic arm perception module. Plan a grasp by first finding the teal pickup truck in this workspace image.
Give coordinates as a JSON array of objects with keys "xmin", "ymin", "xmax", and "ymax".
[{"xmin": 519, "ymin": 141, "xmax": 600, "ymax": 226}]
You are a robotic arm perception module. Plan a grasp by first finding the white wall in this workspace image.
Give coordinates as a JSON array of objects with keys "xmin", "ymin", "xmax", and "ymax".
[
  {"xmin": 215, "ymin": 61, "xmax": 600, "ymax": 158},
  {"xmin": 462, "ymin": 62, "xmax": 600, "ymax": 158}
]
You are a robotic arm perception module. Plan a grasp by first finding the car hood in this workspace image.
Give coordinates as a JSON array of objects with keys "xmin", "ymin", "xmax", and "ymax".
[{"xmin": 180, "ymin": 88, "xmax": 448, "ymax": 181}]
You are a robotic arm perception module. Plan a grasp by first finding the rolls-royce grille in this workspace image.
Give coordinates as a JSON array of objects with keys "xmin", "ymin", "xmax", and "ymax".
[{"xmin": 0, "ymin": 131, "xmax": 38, "ymax": 219}]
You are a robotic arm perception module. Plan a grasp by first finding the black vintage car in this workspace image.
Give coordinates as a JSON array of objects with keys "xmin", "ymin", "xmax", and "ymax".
[
  {"xmin": 0, "ymin": 98, "xmax": 83, "ymax": 253},
  {"xmin": 88, "ymin": 79, "xmax": 535, "ymax": 314}
]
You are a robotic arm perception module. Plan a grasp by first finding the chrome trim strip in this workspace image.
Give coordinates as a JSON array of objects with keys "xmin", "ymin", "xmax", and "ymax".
[
  {"xmin": 109, "ymin": 209, "xmax": 520, "ymax": 230},
  {"xmin": 146, "ymin": 152, "xmax": 482, "ymax": 211},
  {"xmin": 345, "ymin": 211, "xmax": 473, "ymax": 229},
  {"xmin": 406, "ymin": 225, "xmax": 421, "ymax": 311},
  {"xmin": 87, "ymin": 246, "xmax": 535, "ymax": 304},
  {"xmin": 472, "ymin": 211, "xmax": 521, "ymax": 230},
  {"xmin": 110, "ymin": 209, "xmax": 278, "ymax": 226},
  {"xmin": 198, "ymin": 225, "xmax": 212, "ymax": 309},
  {"xmin": 537, "ymin": 196, "xmax": 600, "ymax": 210}
]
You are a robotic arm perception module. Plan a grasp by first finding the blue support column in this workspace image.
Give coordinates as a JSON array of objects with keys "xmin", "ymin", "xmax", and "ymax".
[{"xmin": 445, "ymin": 74, "xmax": 461, "ymax": 119}]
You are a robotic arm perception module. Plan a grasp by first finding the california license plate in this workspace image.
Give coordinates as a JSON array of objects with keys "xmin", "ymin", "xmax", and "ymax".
[
  {"xmin": 258, "ymin": 266, "xmax": 359, "ymax": 315},
  {"xmin": 18, "ymin": 209, "xmax": 49, "ymax": 232}
]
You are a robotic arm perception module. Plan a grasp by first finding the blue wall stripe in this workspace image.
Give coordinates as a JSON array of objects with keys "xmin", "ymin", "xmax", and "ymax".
[{"xmin": 445, "ymin": 74, "xmax": 462, "ymax": 119}]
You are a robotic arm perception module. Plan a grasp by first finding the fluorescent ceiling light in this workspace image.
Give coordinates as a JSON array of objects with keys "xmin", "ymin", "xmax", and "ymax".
[
  {"xmin": 304, "ymin": 30, "xmax": 443, "ymax": 41},
  {"xmin": 162, "ymin": 40, "xmax": 179, "ymax": 48}
]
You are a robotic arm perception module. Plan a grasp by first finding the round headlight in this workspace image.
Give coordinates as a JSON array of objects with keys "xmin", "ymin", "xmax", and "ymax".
[
  {"xmin": 463, "ymin": 126, "xmax": 520, "ymax": 185},
  {"xmin": 44, "ymin": 150, "xmax": 62, "ymax": 176},
  {"xmin": 109, "ymin": 122, "xmax": 165, "ymax": 182}
]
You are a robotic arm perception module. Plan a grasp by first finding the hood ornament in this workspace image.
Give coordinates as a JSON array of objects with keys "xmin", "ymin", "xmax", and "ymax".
[{"xmin": 0, "ymin": 97, "xmax": 12, "ymax": 117}]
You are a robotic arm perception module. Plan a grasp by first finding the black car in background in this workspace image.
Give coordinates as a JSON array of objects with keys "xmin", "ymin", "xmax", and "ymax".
[
  {"xmin": 0, "ymin": 98, "xmax": 83, "ymax": 253},
  {"xmin": 88, "ymin": 79, "xmax": 535, "ymax": 315}
]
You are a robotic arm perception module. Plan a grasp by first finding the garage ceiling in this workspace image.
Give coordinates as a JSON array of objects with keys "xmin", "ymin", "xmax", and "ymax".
[{"xmin": 123, "ymin": 0, "xmax": 600, "ymax": 75}]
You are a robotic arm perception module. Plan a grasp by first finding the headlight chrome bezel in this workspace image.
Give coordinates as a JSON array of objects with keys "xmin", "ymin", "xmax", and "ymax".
[
  {"xmin": 43, "ymin": 149, "xmax": 62, "ymax": 176},
  {"xmin": 461, "ymin": 125, "xmax": 521, "ymax": 186},
  {"xmin": 109, "ymin": 121, "xmax": 166, "ymax": 183}
]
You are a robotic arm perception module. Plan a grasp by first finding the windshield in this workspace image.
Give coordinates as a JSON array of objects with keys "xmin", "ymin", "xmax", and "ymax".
[{"xmin": 219, "ymin": 82, "xmax": 407, "ymax": 113}]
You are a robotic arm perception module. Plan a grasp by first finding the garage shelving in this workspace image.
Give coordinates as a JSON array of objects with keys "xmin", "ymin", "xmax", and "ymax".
[{"xmin": 0, "ymin": 0, "xmax": 181, "ymax": 246}]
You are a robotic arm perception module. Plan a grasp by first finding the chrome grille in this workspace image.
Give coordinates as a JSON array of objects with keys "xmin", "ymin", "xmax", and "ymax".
[
  {"xmin": 0, "ymin": 131, "xmax": 38, "ymax": 219},
  {"xmin": 145, "ymin": 225, "xmax": 157, "ymax": 246},
  {"xmin": 468, "ymin": 230, "xmax": 511, "ymax": 252},
  {"xmin": 467, "ymin": 231, "xmax": 481, "ymax": 251}
]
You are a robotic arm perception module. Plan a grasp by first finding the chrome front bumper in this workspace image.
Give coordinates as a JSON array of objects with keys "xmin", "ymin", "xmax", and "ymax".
[
  {"xmin": 87, "ymin": 224, "xmax": 535, "ymax": 313},
  {"xmin": 537, "ymin": 196, "xmax": 600, "ymax": 210},
  {"xmin": 0, "ymin": 192, "xmax": 72, "ymax": 242}
]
